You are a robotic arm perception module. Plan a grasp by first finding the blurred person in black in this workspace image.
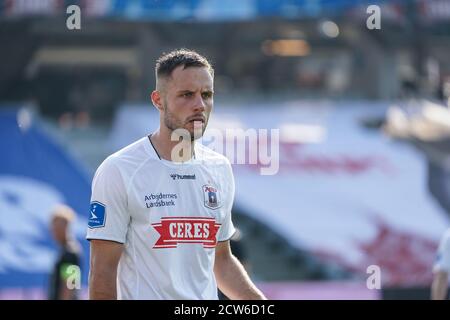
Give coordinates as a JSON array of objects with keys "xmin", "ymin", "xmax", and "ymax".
[{"xmin": 48, "ymin": 204, "xmax": 82, "ymax": 300}]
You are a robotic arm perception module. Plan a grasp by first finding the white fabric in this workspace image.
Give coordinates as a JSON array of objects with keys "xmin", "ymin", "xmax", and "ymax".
[
  {"xmin": 86, "ymin": 137, "xmax": 235, "ymax": 299},
  {"xmin": 434, "ymin": 229, "xmax": 450, "ymax": 273}
]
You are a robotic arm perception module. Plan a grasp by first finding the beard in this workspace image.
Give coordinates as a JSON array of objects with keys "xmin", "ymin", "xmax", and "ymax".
[{"xmin": 163, "ymin": 104, "xmax": 207, "ymax": 142}]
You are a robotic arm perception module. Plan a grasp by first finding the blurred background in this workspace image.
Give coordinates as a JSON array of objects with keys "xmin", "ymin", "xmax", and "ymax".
[{"xmin": 1, "ymin": 0, "xmax": 450, "ymax": 300}]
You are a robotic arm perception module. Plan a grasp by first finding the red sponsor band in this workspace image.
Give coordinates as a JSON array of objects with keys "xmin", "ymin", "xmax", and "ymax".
[{"xmin": 152, "ymin": 217, "xmax": 221, "ymax": 248}]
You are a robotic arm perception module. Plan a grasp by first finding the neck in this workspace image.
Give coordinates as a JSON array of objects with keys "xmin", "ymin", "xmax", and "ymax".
[{"xmin": 150, "ymin": 127, "xmax": 195, "ymax": 162}]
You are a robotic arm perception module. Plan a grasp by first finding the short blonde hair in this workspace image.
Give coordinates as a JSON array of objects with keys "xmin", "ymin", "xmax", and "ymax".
[{"xmin": 51, "ymin": 204, "xmax": 76, "ymax": 223}]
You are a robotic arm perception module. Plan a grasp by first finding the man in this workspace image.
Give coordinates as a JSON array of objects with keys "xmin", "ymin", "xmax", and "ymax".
[
  {"xmin": 49, "ymin": 204, "xmax": 81, "ymax": 300},
  {"xmin": 87, "ymin": 49, "xmax": 266, "ymax": 300},
  {"xmin": 432, "ymin": 228, "xmax": 450, "ymax": 300}
]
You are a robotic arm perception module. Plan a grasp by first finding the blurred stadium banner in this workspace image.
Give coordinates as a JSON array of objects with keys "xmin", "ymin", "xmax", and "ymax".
[
  {"xmin": 110, "ymin": 100, "xmax": 450, "ymax": 289},
  {"xmin": 1, "ymin": 0, "xmax": 449, "ymax": 22},
  {"xmin": 0, "ymin": 107, "xmax": 90, "ymax": 299}
]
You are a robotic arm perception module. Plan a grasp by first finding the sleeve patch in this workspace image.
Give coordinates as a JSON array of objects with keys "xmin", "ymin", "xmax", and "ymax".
[{"xmin": 88, "ymin": 201, "xmax": 106, "ymax": 228}]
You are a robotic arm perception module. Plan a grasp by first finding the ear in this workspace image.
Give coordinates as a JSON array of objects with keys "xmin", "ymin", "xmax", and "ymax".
[{"xmin": 151, "ymin": 90, "xmax": 164, "ymax": 112}]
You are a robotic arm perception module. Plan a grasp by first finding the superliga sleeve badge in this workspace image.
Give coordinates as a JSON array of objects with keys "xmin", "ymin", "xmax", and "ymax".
[{"xmin": 88, "ymin": 201, "xmax": 106, "ymax": 228}]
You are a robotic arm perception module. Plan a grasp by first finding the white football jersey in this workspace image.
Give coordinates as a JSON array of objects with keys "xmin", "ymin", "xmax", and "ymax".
[
  {"xmin": 434, "ymin": 229, "xmax": 450, "ymax": 274},
  {"xmin": 86, "ymin": 136, "xmax": 236, "ymax": 299}
]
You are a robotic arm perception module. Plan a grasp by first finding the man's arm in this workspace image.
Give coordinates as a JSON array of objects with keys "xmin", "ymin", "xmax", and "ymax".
[
  {"xmin": 89, "ymin": 239, "xmax": 124, "ymax": 300},
  {"xmin": 431, "ymin": 270, "xmax": 448, "ymax": 300},
  {"xmin": 214, "ymin": 240, "xmax": 266, "ymax": 300}
]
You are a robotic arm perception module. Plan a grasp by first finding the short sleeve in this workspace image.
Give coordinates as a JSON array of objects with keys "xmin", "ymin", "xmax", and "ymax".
[
  {"xmin": 433, "ymin": 230, "xmax": 450, "ymax": 273},
  {"xmin": 217, "ymin": 161, "xmax": 236, "ymax": 242},
  {"xmin": 86, "ymin": 157, "xmax": 130, "ymax": 244}
]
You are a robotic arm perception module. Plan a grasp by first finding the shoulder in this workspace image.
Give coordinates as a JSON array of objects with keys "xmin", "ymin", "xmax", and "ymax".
[
  {"xmin": 195, "ymin": 143, "xmax": 232, "ymax": 168},
  {"xmin": 195, "ymin": 144, "xmax": 234, "ymax": 186},
  {"xmin": 96, "ymin": 137, "xmax": 151, "ymax": 176},
  {"xmin": 109, "ymin": 137, "xmax": 150, "ymax": 165}
]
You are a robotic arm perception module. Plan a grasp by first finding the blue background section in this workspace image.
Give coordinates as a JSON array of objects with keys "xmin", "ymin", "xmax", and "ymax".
[
  {"xmin": 0, "ymin": 107, "xmax": 91, "ymax": 291},
  {"xmin": 0, "ymin": 0, "xmax": 397, "ymax": 21}
]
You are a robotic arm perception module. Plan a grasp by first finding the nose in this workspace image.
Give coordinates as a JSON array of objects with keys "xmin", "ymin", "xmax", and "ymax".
[{"xmin": 192, "ymin": 93, "xmax": 206, "ymax": 113}]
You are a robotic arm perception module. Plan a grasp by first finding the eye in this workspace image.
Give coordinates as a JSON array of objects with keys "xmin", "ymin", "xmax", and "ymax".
[
  {"xmin": 202, "ymin": 92, "xmax": 213, "ymax": 99},
  {"xmin": 183, "ymin": 92, "xmax": 193, "ymax": 98}
]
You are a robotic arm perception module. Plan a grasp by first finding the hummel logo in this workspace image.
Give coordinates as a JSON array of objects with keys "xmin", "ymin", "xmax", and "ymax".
[{"xmin": 170, "ymin": 174, "xmax": 196, "ymax": 180}]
